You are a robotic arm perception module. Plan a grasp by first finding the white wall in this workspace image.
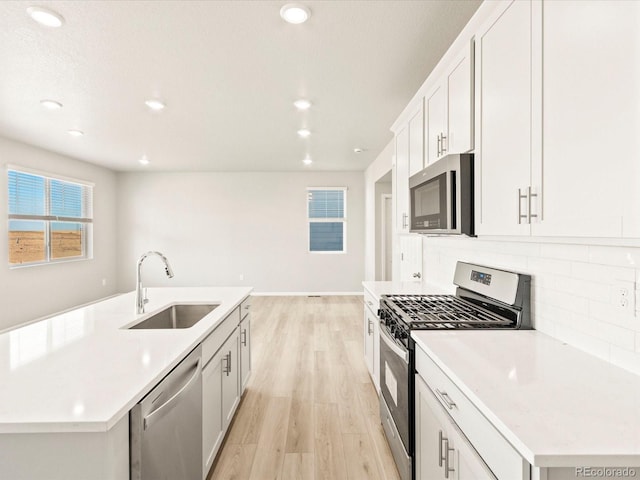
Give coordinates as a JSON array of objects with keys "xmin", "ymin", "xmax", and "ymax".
[
  {"xmin": 116, "ymin": 171, "xmax": 364, "ymax": 294},
  {"xmin": 421, "ymin": 236, "xmax": 640, "ymax": 376},
  {"xmin": 364, "ymin": 140, "xmax": 394, "ymax": 281},
  {"xmin": 0, "ymin": 137, "xmax": 118, "ymax": 330}
]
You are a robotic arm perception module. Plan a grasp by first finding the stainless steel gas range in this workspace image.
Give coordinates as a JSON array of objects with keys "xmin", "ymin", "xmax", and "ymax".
[{"xmin": 378, "ymin": 262, "xmax": 531, "ymax": 480}]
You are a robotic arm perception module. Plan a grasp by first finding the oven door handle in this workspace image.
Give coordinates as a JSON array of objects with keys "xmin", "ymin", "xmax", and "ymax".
[{"xmin": 380, "ymin": 325, "xmax": 409, "ymax": 364}]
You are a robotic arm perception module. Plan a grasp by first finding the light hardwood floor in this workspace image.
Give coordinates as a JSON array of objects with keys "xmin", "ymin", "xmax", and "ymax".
[{"xmin": 209, "ymin": 296, "xmax": 401, "ymax": 480}]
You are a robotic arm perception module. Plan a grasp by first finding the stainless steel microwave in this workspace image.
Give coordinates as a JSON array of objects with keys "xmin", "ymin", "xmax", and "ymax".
[{"xmin": 409, "ymin": 153, "xmax": 474, "ymax": 235}]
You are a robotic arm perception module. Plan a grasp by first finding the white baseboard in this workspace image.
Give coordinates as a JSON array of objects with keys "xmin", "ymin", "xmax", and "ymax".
[{"xmin": 251, "ymin": 291, "xmax": 364, "ymax": 297}]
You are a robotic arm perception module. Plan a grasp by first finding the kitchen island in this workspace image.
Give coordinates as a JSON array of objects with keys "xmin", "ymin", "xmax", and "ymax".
[{"xmin": 0, "ymin": 287, "xmax": 251, "ymax": 480}]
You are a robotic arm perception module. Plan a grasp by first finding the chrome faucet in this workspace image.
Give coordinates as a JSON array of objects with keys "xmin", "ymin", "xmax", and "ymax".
[{"xmin": 136, "ymin": 251, "xmax": 174, "ymax": 314}]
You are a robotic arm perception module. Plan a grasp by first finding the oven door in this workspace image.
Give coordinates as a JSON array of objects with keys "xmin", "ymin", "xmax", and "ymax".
[{"xmin": 379, "ymin": 324, "xmax": 412, "ymax": 457}]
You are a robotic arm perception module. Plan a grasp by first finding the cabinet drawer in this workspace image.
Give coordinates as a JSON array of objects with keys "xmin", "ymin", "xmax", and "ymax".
[
  {"xmin": 240, "ymin": 297, "xmax": 251, "ymax": 320},
  {"xmin": 202, "ymin": 307, "xmax": 240, "ymax": 366},
  {"xmin": 363, "ymin": 289, "xmax": 379, "ymax": 315},
  {"xmin": 415, "ymin": 346, "xmax": 529, "ymax": 480}
]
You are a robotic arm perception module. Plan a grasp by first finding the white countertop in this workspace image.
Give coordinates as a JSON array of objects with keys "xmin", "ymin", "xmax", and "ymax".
[
  {"xmin": 362, "ymin": 280, "xmax": 447, "ymax": 301},
  {"xmin": 412, "ymin": 330, "xmax": 640, "ymax": 467},
  {"xmin": 0, "ymin": 287, "xmax": 251, "ymax": 434}
]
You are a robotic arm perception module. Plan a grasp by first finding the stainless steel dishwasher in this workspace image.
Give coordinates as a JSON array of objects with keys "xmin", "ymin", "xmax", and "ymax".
[{"xmin": 130, "ymin": 345, "xmax": 203, "ymax": 480}]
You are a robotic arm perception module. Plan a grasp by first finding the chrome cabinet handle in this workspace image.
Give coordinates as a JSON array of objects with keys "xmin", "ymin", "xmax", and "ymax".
[
  {"xmin": 441, "ymin": 133, "xmax": 447, "ymax": 155},
  {"xmin": 518, "ymin": 188, "xmax": 528, "ymax": 224},
  {"xmin": 444, "ymin": 438, "xmax": 455, "ymax": 479},
  {"xmin": 412, "ymin": 272, "xmax": 421, "ymax": 279},
  {"xmin": 435, "ymin": 389, "xmax": 457, "ymax": 410},
  {"xmin": 241, "ymin": 329, "xmax": 247, "ymax": 346},
  {"xmin": 402, "ymin": 213, "xmax": 408, "ymax": 229},
  {"xmin": 528, "ymin": 186, "xmax": 538, "ymax": 223},
  {"xmin": 228, "ymin": 351, "xmax": 232, "ymax": 375},
  {"xmin": 439, "ymin": 430, "xmax": 445, "ymax": 467},
  {"xmin": 367, "ymin": 319, "xmax": 373, "ymax": 335},
  {"xmin": 437, "ymin": 133, "xmax": 442, "ymax": 157}
]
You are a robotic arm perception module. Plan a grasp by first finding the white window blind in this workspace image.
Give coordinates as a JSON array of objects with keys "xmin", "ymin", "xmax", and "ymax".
[
  {"xmin": 8, "ymin": 168, "xmax": 93, "ymax": 266},
  {"xmin": 307, "ymin": 187, "xmax": 346, "ymax": 253}
]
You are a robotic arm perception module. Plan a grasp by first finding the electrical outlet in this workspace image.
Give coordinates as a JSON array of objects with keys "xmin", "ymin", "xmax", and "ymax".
[
  {"xmin": 239, "ymin": 274, "xmax": 244, "ymax": 281},
  {"xmin": 613, "ymin": 280, "xmax": 636, "ymax": 313},
  {"xmin": 101, "ymin": 278, "xmax": 107, "ymax": 287}
]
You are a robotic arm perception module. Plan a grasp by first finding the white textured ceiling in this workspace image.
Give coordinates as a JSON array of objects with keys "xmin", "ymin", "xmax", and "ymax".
[{"xmin": 0, "ymin": 1, "xmax": 481, "ymax": 172}]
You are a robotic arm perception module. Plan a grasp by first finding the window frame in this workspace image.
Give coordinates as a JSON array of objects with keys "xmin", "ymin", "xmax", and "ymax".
[
  {"xmin": 306, "ymin": 186, "xmax": 347, "ymax": 254},
  {"xmin": 7, "ymin": 165, "xmax": 94, "ymax": 268}
]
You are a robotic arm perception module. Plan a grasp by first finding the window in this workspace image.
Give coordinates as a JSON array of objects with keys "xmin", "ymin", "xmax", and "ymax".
[
  {"xmin": 307, "ymin": 187, "xmax": 346, "ymax": 253},
  {"xmin": 8, "ymin": 167, "xmax": 93, "ymax": 267}
]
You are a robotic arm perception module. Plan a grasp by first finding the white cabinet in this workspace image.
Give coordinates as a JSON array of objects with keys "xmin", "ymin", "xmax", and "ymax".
[
  {"xmin": 221, "ymin": 327, "xmax": 240, "ymax": 430},
  {"xmin": 534, "ymin": 0, "xmax": 640, "ymax": 238},
  {"xmin": 239, "ymin": 303, "xmax": 251, "ymax": 393},
  {"xmin": 475, "ymin": 0, "xmax": 536, "ymax": 236},
  {"xmin": 415, "ymin": 374, "xmax": 496, "ymax": 480},
  {"xmin": 395, "ymin": 125, "xmax": 410, "ymax": 232},
  {"xmin": 476, "ymin": 0, "xmax": 640, "ymax": 239},
  {"xmin": 201, "ymin": 302, "xmax": 248, "ymax": 479},
  {"xmin": 409, "ymin": 101, "xmax": 425, "ymax": 176},
  {"xmin": 363, "ymin": 288, "xmax": 380, "ymax": 393},
  {"xmin": 425, "ymin": 40, "xmax": 474, "ymax": 165},
  {"xmin": 415, "ymin": 345, "xmax": 530, "ymax": 480},
  {"xmin": 399, "ymin": 234, "xmax": 422, "ymax": 282},
  {"xmin": 202, "ymin": 348, "xmax": 225, "ymax": 475}
]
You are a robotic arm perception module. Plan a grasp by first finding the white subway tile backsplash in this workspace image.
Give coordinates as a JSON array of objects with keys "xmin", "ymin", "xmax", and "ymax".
[
  {"xmin": 420, "ymin": 237, "xmax": 640, "ymax": 376},
  {"xmin": 588, "ymin": 245, "xmax": 640, "ymax": 268}
]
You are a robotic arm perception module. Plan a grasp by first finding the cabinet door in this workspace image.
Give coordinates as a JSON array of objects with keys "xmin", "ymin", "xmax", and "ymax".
[
  {"xmin": 399, "ymin": 234, "xmax": 422, "ymax": 282},
  {"xmin": 202, "ymin": 351, "xmax": 224, "ymax": 478},
  {"xmin": 395, "ymin": 126, "xmax": 410, "ymax": 232},
  {"xmin": 409, "ymin": 103, "xmax": 425, "ymax": 176},
  {"xmin": 475, "ymin": 0, "xmax": 533, "ymax": 236},
  {"xmin": 222, "ymin": 328, "xmax": 240, "ymax": 430},
  {"xmin": 239, "ymin": 315, "xmax": 251, "ymax": 393},
  {"xmin": 533, "ymin": 0, "xmax": 639, "ymax": 238},
  {"xmin": 426, "ymin": 84, "xmax": 447, "ymax": 165},
  {"xmin": 415, "ymin": 375, "xmax": 446, "ymax": 480},
  {"xmin": 447, "ymin": 41, "xmax": 474, "ymax": 155},
  {"xmin": 363, "ymin": 308, "xmax": 375, "ymax": 378},
  {"xmin": 451, "ymin": 422, "xmax": 497, "ymax": 480}
]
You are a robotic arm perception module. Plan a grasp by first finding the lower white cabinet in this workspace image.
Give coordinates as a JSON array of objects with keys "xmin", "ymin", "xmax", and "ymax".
[
  {"xmin": 239, "ymin": 314, "xmax": 251, "ymax": 393},
  {"xmin": 363, "ymin": 289, "xmax": 380, "ymax": 393},
  {"xmin": 201, "ymin": 302, "xmax": 249, "ymax": 479},
  {"xmin": 415, "ymin": 374, "xmax": 496, "ymax": 480}
]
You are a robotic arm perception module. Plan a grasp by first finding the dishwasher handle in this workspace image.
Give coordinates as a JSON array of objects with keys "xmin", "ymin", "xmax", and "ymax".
[{"xmin": 144, "ymin": 358, "xmax": 201, "ymax": 430}]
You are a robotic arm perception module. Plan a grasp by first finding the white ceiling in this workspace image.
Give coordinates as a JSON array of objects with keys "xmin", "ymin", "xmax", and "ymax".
[{"xmin": 0, "ymin": 1, "xmax": 481, "ymax": 172}]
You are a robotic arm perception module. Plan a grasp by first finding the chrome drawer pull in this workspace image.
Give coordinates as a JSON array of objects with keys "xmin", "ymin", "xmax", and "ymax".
[
  {"xmin": 435, "ymin": 389, "xmax": 457, "ymax": 410},
  {"xmin": 444, "ymin": 438, "xmax": 455, "ymax": 478},
  {"xmin": 438, "ymin": 430, "xmax": 445, "ymax": 467}
]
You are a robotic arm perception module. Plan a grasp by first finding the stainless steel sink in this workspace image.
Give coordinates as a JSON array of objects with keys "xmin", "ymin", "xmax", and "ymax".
[{"xmin": 128, "ymin": 304, "xmax": 219, "ymax": 329}]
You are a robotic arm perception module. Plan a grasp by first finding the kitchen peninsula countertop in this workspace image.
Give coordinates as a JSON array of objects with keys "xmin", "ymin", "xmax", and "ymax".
[
  {"xmin": 412, "ymin": 330, "xmax": 640, "ymax": 467},
  {"xmin": 0, "ymin": 287, "xmax": 251, "ymax": 434}
]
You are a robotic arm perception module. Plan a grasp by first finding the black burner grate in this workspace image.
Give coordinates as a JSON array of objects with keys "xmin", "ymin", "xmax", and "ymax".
[{"xmin": 383, "ymin": 294, "xmax": 513, "ymax": 330}]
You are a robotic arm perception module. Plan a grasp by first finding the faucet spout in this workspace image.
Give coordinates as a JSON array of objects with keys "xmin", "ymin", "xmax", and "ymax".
[{"xmin": 136, "ymin": 251, "xmax": 174, "ymax": 314}]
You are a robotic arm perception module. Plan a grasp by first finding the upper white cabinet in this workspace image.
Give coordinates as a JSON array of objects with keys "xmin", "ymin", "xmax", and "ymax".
[
  {"xmin": 534, "ymin": 0, "xmax": 640, "ymax": 238},
  {"xmin": 395, "ymin": 125, "xmax": 410, "ymax": 232},
  {"xmin": 475, "ymin": 0, "xmax": 536, "ymax": 236},
  {"xmin": 408, "ymin": 102, "xmax": 425, "ymax": 176},
  {"xmin": 476, "ymin": 0, "xmax": 640, "ymax": 239},
  {"xmin": 425, "ymin": 40, "xmax": 474, "ymax": 165}
]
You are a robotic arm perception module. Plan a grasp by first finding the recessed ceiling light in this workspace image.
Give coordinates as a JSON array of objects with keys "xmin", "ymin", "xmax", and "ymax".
[
  {"xmin": 27, "ymin": 6, "xmax": 64, "ymax": 28},
  {"xmin": 297, "ymin": 128, "xmax": 311, "ymax": 138},
  {"xmin": 67, "ymin": 129, "xmax": 84, "ymax": 137},
  {"xmin": 40, "ymin": 99, "xmax": 63, "ymax": 110},
  {"xmin": 139, "ymin": 155, "xmax": 150, "ymax": 166},
  {"xmin": 294, "ymin": 99, "xmax": 312, "ymax": 110},
  {"xmin": 280, "ymin": 4, "xmax": 311, "ymax": 24},
  {"xmin": 303, "ymin": 156, "xmax": 313, "ymax": 165},
  {"xmin": 353, "ymin": 148, "xmax": 364, "ymax": 154},
  {"xmin": 144, "ymin": 99, "xmax": 166, "ymax": 111}
]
